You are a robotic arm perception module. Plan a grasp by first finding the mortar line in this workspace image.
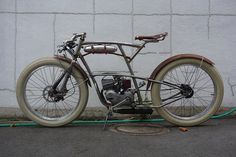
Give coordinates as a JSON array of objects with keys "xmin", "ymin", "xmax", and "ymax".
[
  {"xmin": 131, "ymin": 0, "xmax": 134, "ymax": 43},
  {"xmin": 53, "ymin": 14, "xmax": 56, "ymax": 54},
  {"xmin": 14, "ymin": 0, "xmax": 17, "ymax": 89},
  {"xmin": 0, "ymin": 88, "xmax": 15, "ymax": 93},
  {"xmin": 170, "ymin": 0, "xmax": 173, "ymax": 56},
  {"xmin": 1, "ymin": 11, "xmax": 236, "ymax": 17},
  {"xmin": 211, "ymin": 14, "xmax": 236, "ymax": 16},
  {"xmin": 93, "ymin": 0, "xmax": 95, "ymax": 34},
  {"xmin": 208, "ymin": 0, "xmax": 211, "ymax": 39},
  {"xmin": 139, "ymin": 52, "xmax": 158, "ymax": 55},
  {"xmin": 0, "ymin": 11, "xmax": 92, "ymax": 15},
  {"xmin": 131, "ymin": 0, "xmax": 134, "ymax": 68}
]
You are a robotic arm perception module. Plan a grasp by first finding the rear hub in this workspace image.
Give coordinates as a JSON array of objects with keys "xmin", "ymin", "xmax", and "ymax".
[{"xmin": 180, "ymin": 84, "xmax": 194, "ymax": 98}]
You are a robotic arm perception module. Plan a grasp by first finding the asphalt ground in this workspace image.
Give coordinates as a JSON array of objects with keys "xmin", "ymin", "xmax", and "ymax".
[{"xmin": 0, "ymin": 118, "xmax": 236, "ymax": 157}]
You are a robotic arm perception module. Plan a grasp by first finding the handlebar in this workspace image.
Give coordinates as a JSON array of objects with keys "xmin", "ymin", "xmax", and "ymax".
[
  {"xmin": 57, "ymin": 32, "xmax": 86, "ymax": 54},
  {"xmin": 71, "ymin": 32, "xmax": 86, "ymax": 41},
  {"xmin": 57, "ymin": 32, "xmax": 168, "ymax": 54}
]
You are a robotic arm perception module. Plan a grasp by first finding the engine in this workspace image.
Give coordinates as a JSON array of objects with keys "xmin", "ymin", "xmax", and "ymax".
[{"xmin": 101, "ymin": 76, "xmax": 135, "ymax": 106}]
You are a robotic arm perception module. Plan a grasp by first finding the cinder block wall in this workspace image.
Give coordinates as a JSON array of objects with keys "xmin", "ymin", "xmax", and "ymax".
[{"xmin": 1, "ymin": 0, "xmax": 236, "ymax": 108}]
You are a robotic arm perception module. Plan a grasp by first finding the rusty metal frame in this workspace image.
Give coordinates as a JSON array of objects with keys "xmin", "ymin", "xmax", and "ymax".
[
  {"xmin": 61, "ymin": 36, "xmax": 214, "ymax": 107},
  {"xmin": 55, "ymin": 33, "xmax": 214, "ymax": 108},
  {"xmin": 78, "ymin": 41, "xmax": 148, "ymax": 106},
  {"xmin": 72, "ymin": 40, "xmax": 183, "ymax": 107}
]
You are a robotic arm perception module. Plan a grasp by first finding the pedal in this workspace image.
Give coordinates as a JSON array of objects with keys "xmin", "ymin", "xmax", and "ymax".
[{"xmin": 113, "ymin": 107, "xmax": 153, "ymax": 114}]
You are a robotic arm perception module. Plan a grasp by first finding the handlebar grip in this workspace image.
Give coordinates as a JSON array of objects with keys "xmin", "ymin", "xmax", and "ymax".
[{"xmin": 135, "ymin": 36, "xmax": 140, "ymax": 40}]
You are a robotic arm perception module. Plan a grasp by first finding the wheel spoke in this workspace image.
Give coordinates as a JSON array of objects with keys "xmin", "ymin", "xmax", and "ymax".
[
  {"xmin": 158, "ymin": 62, "xmax": 217, "ymax": 120},
  {"xmin": 24, "ymin": 65, "xmax": 81, "ymax": 121}
]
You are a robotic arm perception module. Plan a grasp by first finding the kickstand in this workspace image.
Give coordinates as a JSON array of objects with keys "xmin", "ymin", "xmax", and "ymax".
[{"xmin": 103, "ymin": 107, "xmax": 113, "ymax": 130}]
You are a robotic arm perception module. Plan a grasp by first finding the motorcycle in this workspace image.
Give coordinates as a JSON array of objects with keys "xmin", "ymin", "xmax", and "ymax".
[{"xmin": 16, "ymin": 32, "xmax": 224, "ymax": 127}]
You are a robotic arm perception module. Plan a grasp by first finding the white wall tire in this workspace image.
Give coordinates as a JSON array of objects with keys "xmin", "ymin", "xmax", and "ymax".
[
  {"xmin": 16, "ymin": 57, "xmax": 88, "ymax": 127},
  {"xmin": 151, "ymin": 58, "xmax": 224, "ymax": 126}
]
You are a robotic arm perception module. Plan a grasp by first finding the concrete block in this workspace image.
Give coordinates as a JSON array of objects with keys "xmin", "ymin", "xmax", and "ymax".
[
  {"xmin": 209, "ymin": 16, "xmax": 236, "ymax": 76},
  {"xmin": 95, "ymin": 0, "xmax": 132, "ymax": 14},
  {"xmin": 133, "ymin": 0, "xmax": 170, "ymax": 14},
  {"xmin": 0, "ymin": 91, "xmax": 17, "ymax": 107},
  {"xmin": 133, "ymin": 16, "xmax": 170, "ymax": 35},
  {"xmin": 210, "ymin": 16, "xmax": 236, "ymax": 43},
  {"xmin": 172, "ymin": 0, "xmax": 209, "ymax": 14},
  {"xmin": 133, "ymin": 53, "xmax": 170, "ymax": 77},
  {"xmin": 0, "ymin": 107, "xmax": 23, "ymax": 118},
  {"xmin": 224, "ymin": 67, "xmax": 236, "ymax": 105},
  {"xmin": 16, "ymin": 14, "xmax": 54, "ymax": 77},
  {"xmin": 211, "ymin": 0, "xmax": 236, "ymax": 14},
  {"xmin": 0, "ymin": 0, "xmax": 15, "ymax": 12},
  {"xmin": 95, "ymin": 15, "xmax": 132, "ymax": 41},
  {"xmin": 133, "ymin": 15, "xmax": 170, "ymax": 79},
  {"xmin": 0, "ymin": 14, "xmax": 15, "ymax": 89},
  {"xmin": 55, "ymin": 14, "xmax": 93, "ymax": 44},
  {"xmin": 17, "ymin": 0, "xmax": 93, "ymax": 13},
  {"xmin": 172, "ymin": 16, "xmax": 209, "ymax": 54},
  {"xmin": 87, "ymin": 88, "xmax": 100, "ymax": 107},
  {"xmin": 86, "ymin": 15, "xmax": 132, "ymax": 71},
  {"xmin": 227, "ymin": 67, "xmax": 236, "ymax": 101},
  {"xmin": 133, "ymin": 15, "xmax": 170, "ymax": 54}
]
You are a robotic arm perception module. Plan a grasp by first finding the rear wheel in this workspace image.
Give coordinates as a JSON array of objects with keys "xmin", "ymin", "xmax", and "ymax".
[
  {"xmin": 16, "ymin": 57, "xmax": 88, "ymax": 127},
  {"xmin": 151, "ymin": 58, "xmax": 224, "ymax": 126}
]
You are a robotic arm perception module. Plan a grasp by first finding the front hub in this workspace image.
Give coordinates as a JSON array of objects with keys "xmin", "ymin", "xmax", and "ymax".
[
  {"xmin": 180, "ymin": 84, "xmax": 194, "ymax": 98},
  {"xmin": 43, "ymin": 86, "xmax": 64, "ymax": 102}
]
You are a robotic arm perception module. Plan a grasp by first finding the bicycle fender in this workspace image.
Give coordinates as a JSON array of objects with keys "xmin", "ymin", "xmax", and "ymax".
[
  {"xmin": 146, "ymin": 54, "xmax": 214, "ymax": 90},
  {"xmin": 54, "ymin": 55, "xmax": 91, "ymax": 87}
]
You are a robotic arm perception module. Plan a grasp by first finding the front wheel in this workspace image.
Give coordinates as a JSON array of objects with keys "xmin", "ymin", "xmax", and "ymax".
[
  {"xmin": 151, "ymin": 58, "xmax": 224, "ymax": 126},
  {"xmin": 16, "ymin": 57, "xmax": 89, "ymax": 127}
]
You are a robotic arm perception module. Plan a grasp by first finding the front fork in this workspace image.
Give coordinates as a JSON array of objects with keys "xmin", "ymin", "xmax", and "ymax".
[{"xmin": 51, "ymin": 62, "xmax": 73, "ymax": 97}]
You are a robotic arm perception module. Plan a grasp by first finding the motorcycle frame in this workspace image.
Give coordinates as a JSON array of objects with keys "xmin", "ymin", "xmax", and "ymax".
[{"xmin": 63, "ymin": 38, "xmax": 181, "ymax": 107}]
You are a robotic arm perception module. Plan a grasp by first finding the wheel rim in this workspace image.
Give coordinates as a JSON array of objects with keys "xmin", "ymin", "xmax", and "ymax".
[
  {"xmin": 23, "ymin": 65, "xmax": 81, "ymax": 121},
  {"xmin": 159, "ymin": 63, "xmax": 216, "ymax": 120}
]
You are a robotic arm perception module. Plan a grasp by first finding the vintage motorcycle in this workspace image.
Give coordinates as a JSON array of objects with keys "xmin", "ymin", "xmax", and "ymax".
[{"xmin": 16, "ymin": 32, "xmax": 224, "ymax": 127}]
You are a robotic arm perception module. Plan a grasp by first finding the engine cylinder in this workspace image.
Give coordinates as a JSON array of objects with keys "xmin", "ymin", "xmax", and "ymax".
[
  {"xmin": 101, "ymin": 77, "xmax": 134, "ymax": 106},
  {"xmin": 105, "ymin": 90, "xmax": 134, "ymax": 106}
]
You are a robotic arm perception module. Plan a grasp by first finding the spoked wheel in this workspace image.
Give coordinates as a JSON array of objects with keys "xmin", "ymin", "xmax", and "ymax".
[
  {"xmin": 16, "ymin": 58, "xmax": 88, "ymax": 127},
  {"xmin": 151, "ymin": 58, "xmax": 224, "ymax": 126}
]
